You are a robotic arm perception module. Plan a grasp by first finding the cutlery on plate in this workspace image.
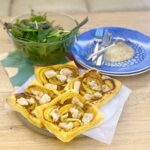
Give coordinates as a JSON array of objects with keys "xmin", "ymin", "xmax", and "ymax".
[
  {"xmin": 95, "ymin": 31, "xmax": 112, "ymax": 66},
  {"xmin": 89, "ymin": 43, "xmax": 115, "ymax": 60},
  {"xmin": 91, "ymin": 29, "xmax": 103, "ymax": 61},
  {"xmin": 87, "ymin": 30, "xmax": 112, "ymax": 61},
  {"xmin": 86, "ymin": 29, "xmax": 127, "ymax": 66},
  {"xmin": 95, "ymin": 36, "xmax": 128, "ymax": 66}
]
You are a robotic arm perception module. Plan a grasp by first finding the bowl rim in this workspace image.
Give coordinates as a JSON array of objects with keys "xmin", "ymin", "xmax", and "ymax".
[{"xmin": 7, "ymin": 11, "xmax": 79, "ymax": 45}]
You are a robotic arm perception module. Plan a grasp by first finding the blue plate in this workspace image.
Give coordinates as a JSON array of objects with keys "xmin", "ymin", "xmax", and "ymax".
[{"xmin": 70, "ymin": 27, "xmax": 150, "ymax": 75}]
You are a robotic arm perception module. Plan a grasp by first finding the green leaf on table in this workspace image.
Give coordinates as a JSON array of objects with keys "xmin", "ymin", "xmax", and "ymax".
[{"xmin": 1, "ymin": 51, "xmax": 34, "ymax": 86}]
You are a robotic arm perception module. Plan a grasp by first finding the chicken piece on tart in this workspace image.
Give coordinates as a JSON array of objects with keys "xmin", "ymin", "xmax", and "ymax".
[
  {"xmin": 35, "ymin": 61, "xmax": 79, "ymax": 93},
  {"xmin": 7, "ymin": 83, "xmax": 60, "ymax": 128},
  {"xmin": 35, "ymin": 91, "xmax": 104, "ymax": 142},
  {"xmin": 65, "ymin": 69, "xmax": 122, "ymax": 108}
]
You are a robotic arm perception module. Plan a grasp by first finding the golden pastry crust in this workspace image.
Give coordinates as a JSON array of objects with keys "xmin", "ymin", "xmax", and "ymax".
[
  {"xmin": 35, "ymin": 61, "xmax": 79, "ymax": 93},
  {"xmin": 35, "ymin": 91, "xmax": 104, "ymax": 142},
  {"xmin": 25, "ymin": 80, "xmax": 60, "ymax": 98},
  {"xmin": 7, "ymin": 82, "xmax": 60, "ymax": 128},
  {"xmin": 65, "ymin": 69, "xmax": 122, "ymax": 108}
]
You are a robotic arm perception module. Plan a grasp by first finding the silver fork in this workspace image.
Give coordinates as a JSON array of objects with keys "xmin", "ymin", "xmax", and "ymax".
[
  {"xmin": 89, "ymin": 36, "xmax": 126, "ymax": 59},
  {"xmin": 87, "ymin": 28, "xmax": 103, "ymax": 61},
  {"xmin": 95, "ymin": 31, "xmax": 112, "ymax": 66},
  {"xmin": 92, "ymin": 30, "xmax": 111, "ymax": 62}
]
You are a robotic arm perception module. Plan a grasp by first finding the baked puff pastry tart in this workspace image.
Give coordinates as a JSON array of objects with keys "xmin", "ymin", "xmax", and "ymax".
[
  {"xmin": 7, "ymin": 82, "xmax": 60, "ymax": 128},
  {"xmin": 35, "ymin": 91, "xmax": 104, "ymax": 142},
  {"xmin": 35, "ymin": 61, "xmax": 79, "ymax": 93},
  {"xmin": 65, "ymin": 69, "xmax": 122, "ymax": 108}
]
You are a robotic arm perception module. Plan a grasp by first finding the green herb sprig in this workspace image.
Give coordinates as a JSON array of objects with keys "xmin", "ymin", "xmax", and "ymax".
[{"xmin": 5, "ymin": 10, "xmax": 72, "ymax": 43}]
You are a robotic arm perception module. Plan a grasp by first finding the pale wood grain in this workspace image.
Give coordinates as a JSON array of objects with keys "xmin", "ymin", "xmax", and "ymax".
[{"xmin": 0, "ymin": 11, "xmax": 150, "ymax": 150}]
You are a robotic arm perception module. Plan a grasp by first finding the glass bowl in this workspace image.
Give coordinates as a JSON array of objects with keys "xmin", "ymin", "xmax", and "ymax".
[{"xmin": 7, "ymin": 12, "xmax": 78, "ymax": 65}]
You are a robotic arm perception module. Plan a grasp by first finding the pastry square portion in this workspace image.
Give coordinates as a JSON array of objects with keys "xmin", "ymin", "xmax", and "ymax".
[
  {"xmin": 35, "ymin": 61, "xmax": 79, "ymax": 93},
  {"xmin": 7, "ymin": 82, "xmax": 60, "ymax": 128},
  {"xmin": 65, "ymin": 69, "xmax": 122, "ymax": 107},
  {"xmin": 35, "ymin": 91, "xmax": 104, "ymax": 142}
]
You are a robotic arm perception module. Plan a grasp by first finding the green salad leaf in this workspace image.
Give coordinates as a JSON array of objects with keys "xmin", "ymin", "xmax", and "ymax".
[
  {"xmin": 5, "ymin": 10, "xmax": 72, "ymax": 43},
  {"xmin": 4, "ymin": 10, "xmax": 77, "ymax": 65}
]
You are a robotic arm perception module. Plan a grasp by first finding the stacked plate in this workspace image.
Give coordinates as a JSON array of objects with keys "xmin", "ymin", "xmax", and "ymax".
[{"xmin": 70, "ymin": 27, "xmax": 150, "ymax": 76}]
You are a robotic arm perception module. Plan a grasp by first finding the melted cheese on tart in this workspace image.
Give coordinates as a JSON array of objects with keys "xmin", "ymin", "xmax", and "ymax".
[
  {"xmin": 73, "ymin": 81, "xmax": 81, "ymax": 93},
  {"xmin": 50, "ymin": 108, "xmax": 60, "ymax": 122},
  {"xmin": 27, "ymin": 97, "xmax": 35, "ymax": 104},
  {"xmin": 56, "ymin": 74, "xmax": 67, "ymax": 82},
  {"xmin": 44, "ymin": 83, "xmax": 57, "ymax": 90},
  {"xmin": 82, "ymin": 113, "xmax": 93, "ymax": 124},
  {"xmin": 58, "ymin": 122, "xmax": 74, "ymax": 131},
  {"xmin": 17, "ymin": 97, "xmax": 28, "ymax": 106},
  {"xmin": 60, "ymin": 68, "xmax": 73, "ymax": 77},
  {"xmin": 44, "ymin": 70, "xmax": 57, "ymax": 79},
  {"xmin": 31, "ymin": 90, "xmax": 43, "ymax": 97},
  {"xmin": 72, "ymin": 97, "xmax": 83, "ymax": 108},
  {"xmin": 102, "ymin": 84, "xmax": 110, "ymax": 92},
  {"xmin": 84, "ymin": 92, "xmax": 103, "ymax": 101},
  {"xmin": 17, "ymin": 97, "xmax": 35, "ymax": 106},
  {"xmin": 94, "ymin": 92, "xmax": 102, "ymax": 98},
  {"xmin": 39, "ymin": 94, "xmax": 51, "ymax": 104},
  {"xmin": 84, "ymin": 93, "xmax": 93, "ymax": 101},
  {"xmin": 70, "ymin": 107, "xmax": 79, "ymax": 119},
  {"xmin": 88, "ymin": 80, "xmax": 101, "ymax": 91}
]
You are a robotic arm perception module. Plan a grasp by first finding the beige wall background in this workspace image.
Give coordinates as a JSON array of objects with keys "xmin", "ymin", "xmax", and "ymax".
[{"xmin": 0, "ymin": 0, "xmax": 150, "ymax": 16}]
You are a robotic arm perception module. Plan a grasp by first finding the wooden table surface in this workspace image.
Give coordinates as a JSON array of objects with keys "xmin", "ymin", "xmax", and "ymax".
[{"xmin": 0, "ymin": 11, "xmax": 150, "ymax": 150}]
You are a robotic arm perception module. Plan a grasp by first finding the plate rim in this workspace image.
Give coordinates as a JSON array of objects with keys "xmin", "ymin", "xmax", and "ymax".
[
  {"xmin": 75, "ymin": 56, "xmax": 150, "ymax": 76},
  {"xmin": 71, "ymin": 26, "xmax": 150, "ymax": 76}
]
